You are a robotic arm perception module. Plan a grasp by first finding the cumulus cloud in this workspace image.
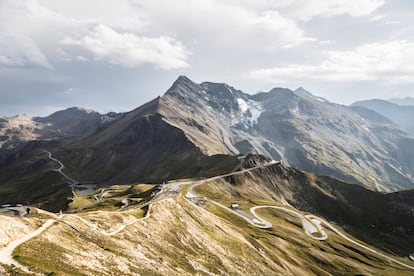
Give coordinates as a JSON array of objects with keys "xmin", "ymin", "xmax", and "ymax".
[
  {"xmin": 130, "ymin": 0, "xmax": 313, "ymax": 49},
  {"xmin": 250, "ymin": 40, "xmax": 414, "ymax": 83},
  {"xmin": 62, "ymin": 25, "xmax": 189, "ymax": 69},
  {"xmin": 253, "ymin": 10, "xmax": 315, "ymax": 47}
]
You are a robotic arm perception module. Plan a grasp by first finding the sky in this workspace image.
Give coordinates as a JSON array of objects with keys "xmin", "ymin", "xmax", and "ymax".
[{"xmin": 1, "ymin": 0, "xmax": 414, "ymax": 116}]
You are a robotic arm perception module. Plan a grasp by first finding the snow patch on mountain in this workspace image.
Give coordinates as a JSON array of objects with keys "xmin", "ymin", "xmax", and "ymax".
[
  {"xmin": 235, "ymin": 98, "xmax": 263, "ymax": 128},
  {"xmin": 311, "ymin": 95, "xmax": 327, "ymax": 103},
  {"xmin": 247, "ymin": 101, "xmax": 263, "ymax": 125},
  {"xmin": 237, "ymin": 98, "xmax": 248, "ymax": 113}
]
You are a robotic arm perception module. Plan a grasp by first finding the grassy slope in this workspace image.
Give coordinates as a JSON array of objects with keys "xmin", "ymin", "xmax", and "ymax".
[
  {"xmin": 194, "ymin": 157, "xmax": 414, "ymax": 258},
  {"xmin": 7, "ymin": 193, "xmax": 413, "ymax": 276},
  {"xmin": 0, "ymin": 143, "xmax": 72, "ymax": 212},
  {"xmin": 0, "ymin": 135, "xmax": 238, "ymax": 212},
  {"xmin": 195, "ymin": 178, "xmax": 414, "ymax": 275}
]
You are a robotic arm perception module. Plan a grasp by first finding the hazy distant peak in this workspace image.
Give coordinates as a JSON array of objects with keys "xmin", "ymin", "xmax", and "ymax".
[
  {"xmin": 293, "ymin": 87, "xmax": 329, "ymax": 103},
  {"xmin": 352, "ymin": 98, "xmax": 414, "ymax": 136},
  {"xmin": 353, "ymin": 99, "xmax": 391, "ymax": 104},
  {"xmin": 294, "ymin": 86, "xmax": 312, "ymax": 96},
  {"xmin": 62, "ymin": 107, "xmax": 97, "ymax": 114},
  {"xmin": 352, "ymin": 99, "xmax": 398, "ymax": 109},
  {"xmin": 267, "ymin": 87, "xmax": 294, "ymax": 95},
  {"xmin": 294, "ymin": 86, "xmax": 307, "ymax": 92},
  {"xmin": 41, "ymin": 107, "xmax": 99, "ymax": 119},
  {"xmin": 388, "ymin": 97, "xmax": 414, "ymax": 106}
]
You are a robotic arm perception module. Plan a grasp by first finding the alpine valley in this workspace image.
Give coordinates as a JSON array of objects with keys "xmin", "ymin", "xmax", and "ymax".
[{"xmin": 1, "ymin": 76, "xmax": 414, "ymax": 275}]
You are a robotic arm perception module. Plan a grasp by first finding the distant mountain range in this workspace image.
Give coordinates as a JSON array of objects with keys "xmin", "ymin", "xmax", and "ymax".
[
  {"xmin": 352, "ymin": 99, "xmax": 414, "ymax": 136},
  {"xmin": 1, "ymin": 76, "xmax": 414, "ymax": 210},
  {"xmin": 0, "ymin": 108, "xmax": 120, "ymax": 149},
  {"xmin": 389, "ymin": 96, "xmax": 414, "ymax": 106}
]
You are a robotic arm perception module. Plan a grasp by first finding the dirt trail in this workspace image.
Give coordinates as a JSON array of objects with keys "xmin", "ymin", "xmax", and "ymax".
[{"xmin": 0, "ymin": 218, "xmax": 57, "ymax": 274}]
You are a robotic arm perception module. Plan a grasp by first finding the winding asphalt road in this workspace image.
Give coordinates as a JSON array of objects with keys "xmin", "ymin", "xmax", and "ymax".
[
  {"xmin": 305, "ymin": 215, "xmax": 414, "ymax": 270},
  {"xmin": 185, "ymin": 161, "xmax": 328, "ymax": 239},
  {"xmin": 186, "ymin": 160, "xmax": 279, "ymax": 199},
  {"xmin": 3, "ymin": 157, "xmax": 411, "ymax": 272},
  {"xmin": 43, "ymin": 150, "xmax": 78, "ymax": 195},
  {"xmin": 250, "ymin": 206, "xmax": 328, "ymax": 240},
  {"xmin": 184, "ymin": 162, "xmax": 414, "ymax": 271}
]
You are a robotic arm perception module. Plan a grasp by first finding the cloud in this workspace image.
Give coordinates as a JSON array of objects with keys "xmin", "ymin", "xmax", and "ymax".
[
  {"xmin": 250, "ymin": 40, "xmax": 414, "ymax": 83},
  {"xmin": 130, "ymin": 0, "xmax": 312, "ymax": 49},
  {"xmin": 278, "ymin": 0, "xmax": 385, "ymax": 20},
  {"xmin": 253, "ymin": 10, "xmax": 315, "ymax": 47},
  {"xmin": 0, "ymin": 0, "xmax": 79, "ymax": 70},
  {"xmin": 369, "ymin": 14, "xmax": 386, "ymax": 22},
  {"xmin": 0, "ymin": 35, "xmax": 52, "ymax": 69},
  {"xmin": 62, "ymin": 25, "xmax": 190, "ymax": 69},
  {"xmin": 76, "ymin": 56, "xmax": 88, "ymax": 62}
]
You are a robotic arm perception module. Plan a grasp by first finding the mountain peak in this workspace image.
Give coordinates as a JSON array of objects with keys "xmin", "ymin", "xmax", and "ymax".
[
  {"xmin": 65, "ymin": 107, "xmax": 96, "ymax": 114},
  {"xmin": 164, "ymin": 75, "xmax": 202, "ymax": 97},
  {"xmin": 200, "ymin": 82, "xmax": 245, "ymax": 99},
  {"xmin": 251, "ymin": 87, "xmax": 294, "ymax": 101},
  {"xmin": 170, "ymin": 75, "xmax": 198, "ymax": 89},
  {"xmin": 294, "ymin": 86, "xmax": 308, "ymax": 94},
  {"xmin": 175, "ymin": 75, "xmax": 193, "ymax": 85},
  {"xmin": 293, "ymin": 87, "xmax": 329, "ymax": 103}
]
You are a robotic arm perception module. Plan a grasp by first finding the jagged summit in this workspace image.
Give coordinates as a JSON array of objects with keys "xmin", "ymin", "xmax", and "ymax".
[
  {"xmin": 164, "ymin": 75, "xmax": 202, "ymax": 97},
  {"xmin": 165, "ymin": 76, "xmax": 328, "ymax": 108}
]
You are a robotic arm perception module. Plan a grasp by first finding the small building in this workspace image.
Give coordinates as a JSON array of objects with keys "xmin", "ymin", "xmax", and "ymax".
[{"xmin": 230, "ymin": 203, "xmax": 240, "ymax": 210}]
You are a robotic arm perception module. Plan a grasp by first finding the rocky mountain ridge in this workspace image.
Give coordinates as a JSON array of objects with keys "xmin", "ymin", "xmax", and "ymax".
[
  {"xmin": 0, "ymin": 107, "xmax": 120, "ymax": 150},
  {"xmin": 1, "ymin": 76, "xmax": 414, "ymax": 210},
  {"xmin": 158, "ymin": 76, "xmax": 414, "ymax": 191}
]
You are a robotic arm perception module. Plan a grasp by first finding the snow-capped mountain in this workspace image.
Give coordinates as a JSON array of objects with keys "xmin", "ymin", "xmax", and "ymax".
[
  {"xmin": 158, "ymin": 76, "xmax": 414, "ymax": 191},
  {"xmin": 2, "ymin": 76, "xmax": 414, "ymax": 210}
]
